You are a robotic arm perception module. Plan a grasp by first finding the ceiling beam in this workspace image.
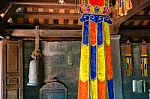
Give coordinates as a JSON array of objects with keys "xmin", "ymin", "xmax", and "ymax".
[
  {"xmin": 9, "ymin": 2, "xmax": 78, "ymax": 6},
  {"xmin": 13, "ymin": 12, "xmax": 80, "ymax": 19},
  {"xmin": 9, "ymin": 0, "xmax": 77, "ymax": 4},
  {"xmin": 0, "ymin": 4, "xmax": 18, "ymax": 36},
  {"xmin": 2, "ymin": 4, "xmax": 18, "ymax": 23},
  {"xmin": 0, "ymin": 0, "xmax": 9, "ymax": 14},
  {"xmin": 144, "ymin": 5, "xmax": 150, "ymax": 10},
  {"xmin": 120, "ymin": 29, "xmax": 150, "ymax": 36},
  {"xmin": 0, "ymin": 32, "xmax": 4, "ymax": 38},
  {"xmin": 111, "ymin": 0, "xmax": 150, "ymax": 34},
  {"xmin": 7, "ymin": 24, "xmax": 82, "ymax": 30},
  {"xmin": 9, "ymin": 29, "xmax": 82, "ymax": 38},
  {"xmin": 120, "ymin": 25, "xmax": 150, "ymax": 29},
  {"xmin": 9, "ymin": 1, "xmax": 80, "ymax": 11},
  {"xmin": 120, "ymin": 28, "xmax": 150, "ymax": 43},
  {"xmin": 129, "ymin": 15, "xmax": 150, "ymax": 20}
]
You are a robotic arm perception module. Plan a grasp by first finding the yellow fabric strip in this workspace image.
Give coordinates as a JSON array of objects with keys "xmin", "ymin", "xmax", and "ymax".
[
  {"xmin": 116, "ymin": 0, "xmax": 119, "ymax": 17},
  {"xmin": 105, "ymin": 0, "xmax": 109, "ymax": 7},
  {"xmin": 90, "ymin": 79, "xmax": 98, "ymax": 99},
  {"xmin": 103, "ymin": 22, "xmax": 110, "ymax": 45},
  {"xmin": 126, "ymin": 0, "xmax": 129, "ymax": 10},
  {"xmin": 97, "ymin": 45, "xmax": 106, "ymax": 81},
  {"xmin": 80, "ymin": 45, "xmax": 90, "ymax": 82}
]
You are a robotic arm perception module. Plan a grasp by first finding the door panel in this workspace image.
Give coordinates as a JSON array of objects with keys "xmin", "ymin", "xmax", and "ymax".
[{"xmin": 2, "ymin": 40, "xmax": 23, "ymax": 99}]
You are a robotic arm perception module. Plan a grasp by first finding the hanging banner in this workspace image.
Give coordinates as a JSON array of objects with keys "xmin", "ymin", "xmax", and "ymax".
[
  {"xmin": 78, "ymin": 14, "xmax": 113, "ymax": 99},
  {"xmin": 78, "ymin": 15, "xmax": 90, "ymax": 99},
  {"xmin": 78, "ymin": 0, "xmax": 133, "ymax": 99},
  {"xmin": 141, "ymin": 40, "xmax": 148, "ymax": 77},
  {"xmin": 103, "ymin": 22, "xmax": 114, "ymax": 99},
  {"xmin": 124, "ymin": 40, "xmax": 133, "ymax": 77}
]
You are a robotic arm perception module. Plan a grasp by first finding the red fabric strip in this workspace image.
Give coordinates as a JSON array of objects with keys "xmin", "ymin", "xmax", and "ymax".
[
  {"xmin": 90, "ymin": 21, "xmax": 96, "ymax": 46},
  {"xmin": 98, "ymin": 80, "xmax": 106, "ymax": 99},
  {"xmin": 78, "ymin": 80, "xmax": 89, "ymax": 99},
  {"xmin": 106, "ymin": 46, "xmax": 113, "ymax": 80},
  {"xmin": 89, "ymin": 0, "xmax": 104, "ymax": 6}
]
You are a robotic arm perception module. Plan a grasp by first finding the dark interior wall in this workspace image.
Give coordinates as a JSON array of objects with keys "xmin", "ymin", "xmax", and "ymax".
[
  {"xmin": 23, "ymin": 41, "xmax": 43, "ymax": 99},
  {"xmin": 23, "ymin": 41, "xmax": 80, "ymax": 99},
  {"xmin": 23, "ymin": 40, "xmax": 122, "ymax": 99},
  {"xmin": 120, "ymin": 43, "xmax": 150, "ymax": 99},
  {"xmin": 41, "ymin": 41, "xmax": 80, "ymax": 99}
]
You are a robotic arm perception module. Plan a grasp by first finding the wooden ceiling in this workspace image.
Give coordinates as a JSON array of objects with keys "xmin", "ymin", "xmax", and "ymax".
[
  {"xmin": 120, "ymin": 4, "xmax": 150, "ymax": 43},
  {"xmin": 8, "ymin": 3, "xmax": 81, "ymax": 30},
  {"xmin": 0, "ymin": 0, "xmax": 150, "ymax": 41},
  {"xmin": 121, "ymin": 5, "xmax": 150, "ymax": 29}
]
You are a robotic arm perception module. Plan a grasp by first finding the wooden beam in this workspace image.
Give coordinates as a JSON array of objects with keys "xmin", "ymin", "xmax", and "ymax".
[
  {"xmin": 120, "ymin": 29, "xmax": 150, "ymax": 43},
  {"xmin": 13, "ymin": 12, "xmax": 81, "ymax": 19},
  {"xmin": 9, "ymin": 29, "xmax": 82, "ymax": 38},
  {"xmin": 120, "ymin": 25, "xmax": 150, "ymax": 29},
  {"xmin": 16, "ymin": 37, "xmax": 82, "ymax": 41},
  {"xmin": 9, "ymin": 0, "xmax": 76, "ymax": 4},
  {"xmin": 120, "ymin": 29, "xmax": 150, "ymax": 36},
  {"xmin": 111, "ymin": 0, "xmax": 150, "ymax": 34},
  {"xmin": 7, "ymin": 24, "xmax": 82, "ymax": 30},
  {"xmin": 0, "ymin": 0, "xmax": 9, "ymax": 14},
  {"xmin": 24, "ymin": 5, "xmax": 77, "ymax": 10},
  {"xmin": 129, "ymin": 15, "xmax": 150, "ymax": 20},
  {"xmin": 0, "ymin": 32, "xmax": 4, "ymax": 38},
  {"xmin": 2, "ymin": 4, "xmax": 18, "ymax": 23},
  {"xmin": 9, "ymin": 2, "xmax": 78, "ymax": 7},
  {"xmin": 144, "ymin": 5, "xmax": 150, "ymax": 10},
  {"xmin": 0, "ymin": 4, "xmax": 18, "ymax": 35}
]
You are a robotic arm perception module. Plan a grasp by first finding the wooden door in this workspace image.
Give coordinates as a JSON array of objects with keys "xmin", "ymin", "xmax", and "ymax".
[{"xmin": 1, "ymin": 40, "xmax": 23, "ymax": 99}]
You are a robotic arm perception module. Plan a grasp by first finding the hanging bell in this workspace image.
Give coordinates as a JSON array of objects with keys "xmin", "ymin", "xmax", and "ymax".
[{"xmin": 27, "ymin": 59, "xmax": 39, "ymax": 86}]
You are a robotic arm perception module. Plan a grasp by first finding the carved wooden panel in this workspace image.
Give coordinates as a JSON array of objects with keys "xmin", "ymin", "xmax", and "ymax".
[
  {"xmin": 6, "ymin": 44, "xmax": 18, "ymax": 73},
  {"xmin": 6, "ymin": 90, "xmax": 18, "ymax": 99},
  {"xmin": 0, "ymin": 40, "xmax": 23, "ymax": 99},
  {"xmin": 6, "ymin": 77, "xmax": 19, "ymax": 85}
]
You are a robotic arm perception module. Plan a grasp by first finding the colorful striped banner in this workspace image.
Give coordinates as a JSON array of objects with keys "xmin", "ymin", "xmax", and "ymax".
[
  {"xmin": 78, "ymin": 14, "xmax": 113, "ymax": 99},
  {"xmin": 141, "ymin": 40, "xmax": 148, "ymax": 77},
  {"xmin": 103, "ymin": 22, "xmax": 114, "ymax": 99},
  {"xmin": 80, "ymin": 0, "xmax": 132, "ymax": 17},
  {"xmin": 78, "ymin": 15, "xmax": 90, "ymax": 99},
  {"xmin": 125, "ymin": 40, "xmax": 133, "ymax": 77},
  {"xmin": 78, "ymin": 0, "xmax": 133, "ymax": 99}
]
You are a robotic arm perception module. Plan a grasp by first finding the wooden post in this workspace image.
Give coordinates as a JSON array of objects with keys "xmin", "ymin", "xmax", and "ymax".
[{"xmin": 31, "ymin": 26, "xmax": 43, "ymax": 59}]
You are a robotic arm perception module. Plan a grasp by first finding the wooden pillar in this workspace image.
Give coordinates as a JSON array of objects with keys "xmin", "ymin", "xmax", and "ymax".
[{"xmin": 111, "ymin": 35, "xmax": 123, "ymax": 99}]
